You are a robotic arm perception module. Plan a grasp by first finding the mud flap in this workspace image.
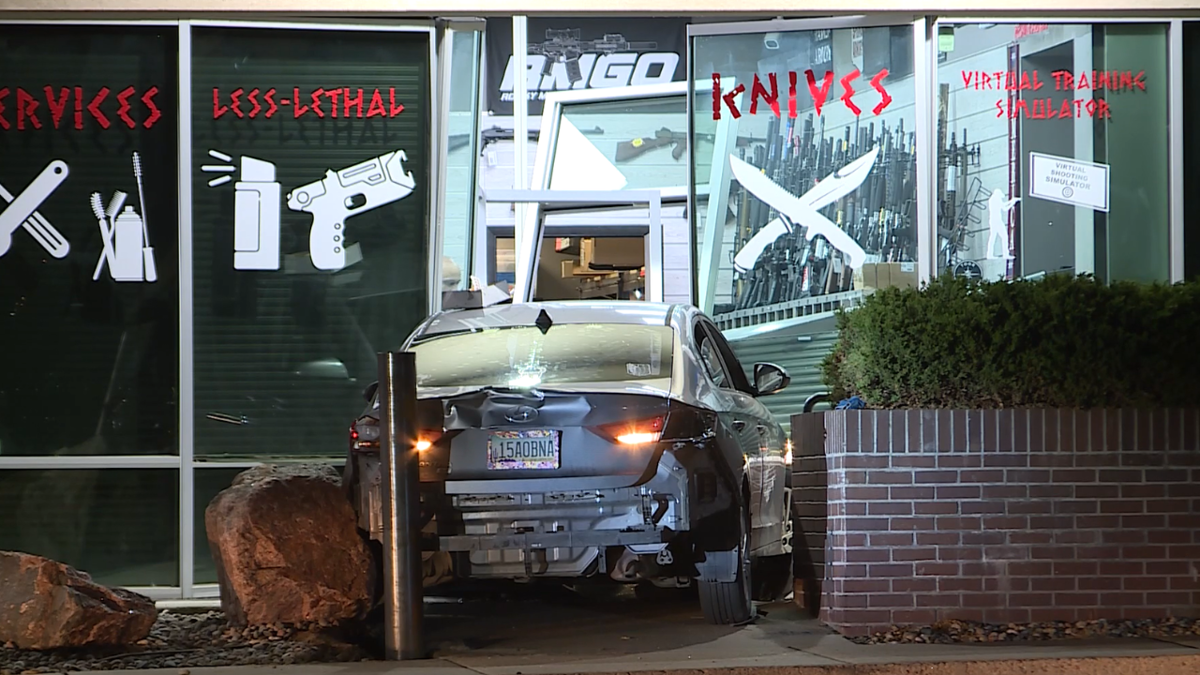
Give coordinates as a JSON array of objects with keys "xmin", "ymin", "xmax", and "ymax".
[{"xmin": 694, "ymin": 549, "xmax": 738, "ymax": 583}]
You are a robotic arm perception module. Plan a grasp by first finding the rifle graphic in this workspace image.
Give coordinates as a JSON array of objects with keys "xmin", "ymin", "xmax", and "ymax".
[
  {"xmin": 615, "ymin": 128, "xmax": 685, "ymax": 162},
  {"xmin": 529, "ymin": 29, "xmax": 657, "ymax": 84},
  {"xmin": 614, "ymin": 130, "xmax": 769, "ymax": 164}
]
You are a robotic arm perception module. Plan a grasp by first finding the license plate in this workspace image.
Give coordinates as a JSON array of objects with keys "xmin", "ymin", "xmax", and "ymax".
[{"xmin": 487, "ymin": 429, "xmax": 560, "ymax": 470}]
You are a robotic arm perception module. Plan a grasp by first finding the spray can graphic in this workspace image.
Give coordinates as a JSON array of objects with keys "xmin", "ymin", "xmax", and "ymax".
[
  {"xmin": 233, "ymin": 156, "xmax": 281, "ymax": 271},
  {"xmin": 112, "ymin": 205, "xmax": 145, "ymax": 282}
]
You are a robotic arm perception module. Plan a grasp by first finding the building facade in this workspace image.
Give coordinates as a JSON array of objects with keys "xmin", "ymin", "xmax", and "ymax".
[{"xmin": 0, "ymin": 5, "xmax": 1196, "ymax": 599}]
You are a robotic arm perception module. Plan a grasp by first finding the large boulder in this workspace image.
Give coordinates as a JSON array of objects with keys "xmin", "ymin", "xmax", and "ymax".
[
  {"xmin": 205, "ymin": 463, "xmax": 373, "ymax": 627},
  {"xmin": 0, "ymin": 551, "xmax": 157, "ymax": 650}
]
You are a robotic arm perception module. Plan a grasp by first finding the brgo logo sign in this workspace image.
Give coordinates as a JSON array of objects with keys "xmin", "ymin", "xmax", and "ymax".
[{"xmin": 498, "ymin": 53, "xmax": 680, "ymax": 102}]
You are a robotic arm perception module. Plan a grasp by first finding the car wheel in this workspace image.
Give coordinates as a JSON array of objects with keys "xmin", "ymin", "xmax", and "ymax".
[{"xmin": 698, "ymin": 506, "xmax": 753, "ymax": 625}]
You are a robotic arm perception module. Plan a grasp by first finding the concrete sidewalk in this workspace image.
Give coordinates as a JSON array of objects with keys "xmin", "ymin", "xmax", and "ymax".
[{"xmin": 88, "ymin": 622, "xmax": 1200, "ymax": 675}]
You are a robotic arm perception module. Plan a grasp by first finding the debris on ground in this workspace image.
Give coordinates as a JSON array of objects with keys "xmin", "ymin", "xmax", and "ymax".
[
  {"xmin": 0, "ymin": 610, "xmax": 374, "ymax": 673},
  {"xmin": 853, "ymin": 617, "xmax": 1200, "ymax": 644}
]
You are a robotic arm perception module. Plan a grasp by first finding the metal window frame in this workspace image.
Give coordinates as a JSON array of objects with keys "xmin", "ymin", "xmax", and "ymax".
[
  {"xmin": 1170, "ymin": 19, "xmax": 1185, "ymax": 283},
  {"xmin": 439, "ymin": 20, "xmax": 487, "ymax": 292},
  {"xmin": 513, "ymin": 82, "xmax": 695, "ymax": 306},
  {"xmin": 502, "ymin": 79, "xmax": 730, "ymax": 311},
  {"xmin": 915, "ymin": 16, "xmax": 938, "ymax": 286},
  {"xmin": 485, "ymin": 189, "xmax": 664, "ymax": 303}
]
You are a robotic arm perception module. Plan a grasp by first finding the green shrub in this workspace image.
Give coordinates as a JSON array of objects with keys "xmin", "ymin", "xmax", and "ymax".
[{"xmin": 821, "ymin": 274, "xmax": 1200, "ymax": 409}]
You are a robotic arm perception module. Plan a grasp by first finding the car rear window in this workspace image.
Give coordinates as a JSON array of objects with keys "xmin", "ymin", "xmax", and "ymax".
[{"xmin": 411, "ymin": 323, "xmax": 674, "ymax": 388}]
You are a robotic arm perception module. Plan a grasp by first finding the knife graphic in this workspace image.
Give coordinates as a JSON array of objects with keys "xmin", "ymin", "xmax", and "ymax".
[
  {"xmin": 0, "ymin": 160, "xmax": 71, "ymax": 258},
  {"xmin": 729, "ymin": 146, "xmax": 878, "ymax": 272}
]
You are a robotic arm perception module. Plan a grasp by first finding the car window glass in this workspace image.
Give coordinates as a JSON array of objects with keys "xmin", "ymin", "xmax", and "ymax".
[
  {"xmin": 704, "ymin": 323, "xmax": 754, "ymax": 393},
  {"xmin": 696, "ymin": 328, "xmax": 732, "ymax": 389},
  {"xmin": 410, "ymin": 323, "xmax": 674, "ymax": 388}
]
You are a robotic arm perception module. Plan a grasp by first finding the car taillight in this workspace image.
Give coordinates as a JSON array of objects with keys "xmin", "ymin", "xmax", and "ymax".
[
  {"xmin": 415, "ymin": 429, "xmax": 442, "ymax": 452},
  {"xmin": 350, "ymin": 417, "xmax": 380, "ymax": 452},
  {"xmin": 351, "ymin": 418, "xmax": 442, "ymax": 453},
  {"xmin": 594, "ymin": 415, "xmax": 666, "ymax": 446}
]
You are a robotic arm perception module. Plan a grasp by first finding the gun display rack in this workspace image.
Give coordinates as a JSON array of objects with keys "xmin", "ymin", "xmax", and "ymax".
[
  {"xmin": 935, "ymin": 83, "xmax": 986, "ymax": 273},
  {"xmin": 727, "ymin": 113, "xmax": 918, "ymax": 313}
]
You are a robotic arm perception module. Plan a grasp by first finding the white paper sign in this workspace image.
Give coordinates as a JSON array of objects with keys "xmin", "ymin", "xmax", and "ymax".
[{"xmin": 1028, "ymin": 152, "xmax": 1110, "ymax": 212}]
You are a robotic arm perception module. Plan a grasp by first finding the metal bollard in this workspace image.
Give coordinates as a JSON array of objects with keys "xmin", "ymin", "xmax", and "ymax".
[{"xmin": 377, "ymin": 351, "xmax": 425, "ymax": 660}]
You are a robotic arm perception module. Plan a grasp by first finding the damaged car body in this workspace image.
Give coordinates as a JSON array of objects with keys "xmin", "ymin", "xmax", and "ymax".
[{"xmin": 344, "ymin": 301, "xmax": 793, "ymax": 624}]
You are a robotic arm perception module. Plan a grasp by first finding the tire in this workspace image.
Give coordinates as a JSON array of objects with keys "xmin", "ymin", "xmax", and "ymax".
[{"xmin": 698, "ymin": 506, "xmax": 753, "ymax": 625}]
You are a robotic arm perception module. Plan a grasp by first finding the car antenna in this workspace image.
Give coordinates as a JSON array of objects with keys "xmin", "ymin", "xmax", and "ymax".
[{"xmin": 534, "ymin": 309, "xmax": 553, "ymax": 335}]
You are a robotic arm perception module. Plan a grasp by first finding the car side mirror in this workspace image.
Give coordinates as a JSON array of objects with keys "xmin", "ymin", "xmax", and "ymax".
[
  {"xmin": 753, "ymin": 363, "xmax": 790, "ymax": 396},
  {"xmin": 362, "ymin": 381, "xmax": 379, "ymax": 403}
]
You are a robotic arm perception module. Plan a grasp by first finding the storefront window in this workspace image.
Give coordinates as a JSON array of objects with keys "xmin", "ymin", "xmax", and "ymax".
[
  {"xmin": 0, "ymin": 469, "xmax": 179, "ymax": 586},
  {"xmin": 549, "ymin": 95, "xmax": 688, "ymax": 191},
  {"xmin": 691, "ymin": 25, "xmax": 918, "ymax": 318},
  {"xmin": 0, "ymin": 25, "xmax": 180, "ymax": 457},
  {"xmin": 191, "ymin": 27, "xmax": 431, "ymax": 460},
  {"xmin": 1181, "ymin": 22, "xmax": 1200, "ymax": 282},
  {"xmin": 936, "ymin": 22, "xmax": 1169, "ymax": 283},
  {"xmin": 443, "ymin": 29, "xmax": 482, "ymax": 292}
]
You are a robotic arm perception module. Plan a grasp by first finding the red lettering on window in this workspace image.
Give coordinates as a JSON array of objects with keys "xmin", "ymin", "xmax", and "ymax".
[
  {"xmin": 87, "ymin": 87, "xmax": 111, "ymax": 128},
  {"xmin": 367, "ymin": 89, "xmax": 386, "ymax": 118},
  {"xmin": 389, "ymin": 88, "xmax": 404, "ymax": 116},
  {"xmin": 712, "ymin": 73, "xmax": 722, "ymax": 120},
  {"xmin": 293, "ymin": 87, "xmax": 310, "ymax": 118},
  {"xmin": 323, "ymin": 88, "xmax": 340, "ymax": 118},
  {"xmin": 0, "ymin": 88, "xmax": 9, "ymax": 131},
  {"xmin": 311, "ymin": 88, "xmax": 326, "ymax": 118},
  {"xmin": 230, "ymin": 87, "xmax": 245, "ymax": 118},
  {"xmin": 839, "ymin": 69, "xmax": 861, "ymax": 116},
  {"xmin": 264, "ymin": 88, "xmax": 278, "ymax": 118},
  {"xmin": 804, "ymin": 69, "xmax": 833, "ymax": 116},
  {"xmin": 344, "ymin": 88, "xmax": 363, "ymax": 118},
  {"xmin": 141, "ymin": 87, "xmax": 160, "ymax": 129},
  {"xmin": 116, "ymin": 86, "xmax": 136, "ymax": 128},
  {"xmin": 17, "ymin": 88, "xmax": 41, "ymax": 130},
  {"xmin": 247, "ymin": 88, "xmax": 262, "ymax": 118},
  {"xmin": 74, "ymin": 86, "xmax": 83, "ymax": 129},
  {"xmin": 749, "ymin": 73, "xmax": 780, "ymax": 118},
  {"xmin": 722, "ymin": 83, "xmax": 745, "ymax": 119},
  {"xmin": 788, "ymin": 71, "xmax": 798, "ymax": 119},
  {"xmin": 44, "ymin": 86, "xmax": 69, "ymax": 129},
  {"xmin": 213, "ymin": 87, "xmax": 229, "ymax": 120},
  {"xmin": 870, "ymin": 69, "xmax": 891, "ymax": 115}
]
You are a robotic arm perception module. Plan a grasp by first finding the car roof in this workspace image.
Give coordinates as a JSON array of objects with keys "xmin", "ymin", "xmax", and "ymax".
[{"xmin": 414, "ymin": 300, "xmax": 685, "ymax": 341}]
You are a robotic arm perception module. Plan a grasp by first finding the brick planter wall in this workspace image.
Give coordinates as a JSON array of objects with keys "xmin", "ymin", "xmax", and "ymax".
[{"xmin": 790, "ymin": 409, "xmax": 1200, "ymax": 637}]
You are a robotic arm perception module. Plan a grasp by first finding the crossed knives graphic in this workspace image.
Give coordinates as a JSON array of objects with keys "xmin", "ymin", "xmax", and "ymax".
[
  {"xmin": 0, "ymin": 161, "xmax": 71, "ymax": 259},
  {"xmin": 728, "ymin": 146, "xmax": 879, "ymax": 274}
]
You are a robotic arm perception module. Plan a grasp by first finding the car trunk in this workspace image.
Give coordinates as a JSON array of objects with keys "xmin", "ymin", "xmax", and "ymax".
[{"xmin": 427, "ymin": 386, "xmax": 673, "ymax": 494}]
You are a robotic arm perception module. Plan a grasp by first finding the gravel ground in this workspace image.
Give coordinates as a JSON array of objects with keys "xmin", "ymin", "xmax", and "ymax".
[
  {"xmin": 853, "ymin": 617, "xmax": 1200, "ymax": 644},
  {"xmin": 0, "ymin": 610, "xmax": 377, "ymax": 674}
]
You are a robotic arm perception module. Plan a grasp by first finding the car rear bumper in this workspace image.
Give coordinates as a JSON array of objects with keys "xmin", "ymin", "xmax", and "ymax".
[
  {"xmin": 437, "ymin": 528, "xmax": 672, "ymax": 552},
  {"xmin": 350, "ymin": 449, "xmax": 691, "ymax": 579}
]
